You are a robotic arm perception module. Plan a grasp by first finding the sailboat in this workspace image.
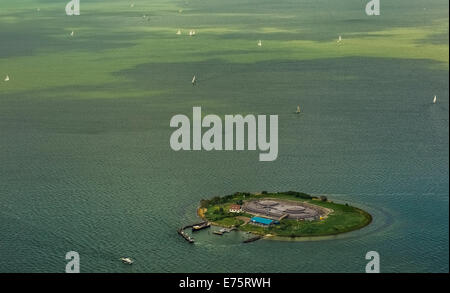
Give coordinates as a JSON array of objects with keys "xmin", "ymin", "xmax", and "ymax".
[
  {"xmin": 189, "ymin": 30, "xmax": 193, "ymax": 36},
  {"xmin": 70, "ymin": 31, "xmax": 74, "ymax": 37},
  {"xmin": 192, "ymin": 75, "xmax": 197, "ymax": 86},
  {"xmin": 257, "ymin": 40, "xmax": 262, "ymax": 47},
  {"xmin": 4, "ymin": 75, "xmax": 10, "ymax": 82},
  {"xmin": 176, "ymin": 29, "xmax": 181, "ymax": 35},
  {"xmin": 433, "ymin": 95, "xmax": 437, "ymax": 104},
  {"xmin": 338, "ymin": 35, "xmax": 342, "ymax": 43},
  {"xmin": 296, "ymin": 105, "xmax": 301, "ymax": 114}
]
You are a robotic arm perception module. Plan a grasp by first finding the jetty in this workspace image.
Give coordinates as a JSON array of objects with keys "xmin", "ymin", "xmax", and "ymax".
[
  {"xmin": 177, "ymin": 221, "xmax": 210, "ymax": 243},
  {"xmin": 177, "ymin": 228, "xmax": 194, "ymax": 243},
  {"xmin": 213, "ymin": 227, "xmax": 236, "ymax": 236},
  {"xmin": 243, "ymin": 235, "xmax": 262, "ymax": 243}
]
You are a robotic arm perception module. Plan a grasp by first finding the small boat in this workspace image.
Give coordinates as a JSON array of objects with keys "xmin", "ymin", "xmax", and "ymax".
[
  {"xmin": 185, "ymin": 234, "xmax": 195, "ymax": 243},
  {"xmin": 70, "ymin": 31, "xmax": 74, "ymax": 37},
  {"xmin": 433, "ymin": 95, "xmax": 437, "ymax": 104},
  {"xmin": 296, "ymin": 105, "xmax": 301, "ymax": 114},
  {"xmin": 213, "ymin": 231, "xmax": 224, "ymax": 235},
  {"xmin": 120, "ymin": 257, "xmax": 134, "ymax": 265},
  {"xmin": 4, "ymin": 75, "xmax": 10, "ymax": 82},
  {"xmin": 192, "ymin": 75, "xmax": 197, "ymax": 86},
  {"xmin": 338, "ymin": 35, "xmax": 342, "ymax": 43},
  {"xmin": 176, "ymin": 29, "xmax": 181, "ymax": 35},
  {"xmin": 257, "ymin": 40, "xmax": 262, "ymax": 47}
]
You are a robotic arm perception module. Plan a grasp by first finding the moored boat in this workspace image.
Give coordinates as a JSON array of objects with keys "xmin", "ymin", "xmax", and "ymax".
[
  {"xmin": 120, "ymin": 257, "xmax": 134, "ymax": 265},
  {"xmin": 192, "ymin": 222, "xmax": 210, "ymax": 232}
]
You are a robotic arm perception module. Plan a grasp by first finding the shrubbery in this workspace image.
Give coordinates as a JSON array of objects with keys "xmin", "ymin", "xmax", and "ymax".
[{"xmin": 279, "ymin": 191, "xmax": 313, "ymax": 199}]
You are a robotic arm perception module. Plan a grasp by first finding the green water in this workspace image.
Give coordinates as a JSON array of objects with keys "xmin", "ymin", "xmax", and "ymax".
[{"xmin": 0, "ymin": 0, "xmax": 448, "ymax": 272}]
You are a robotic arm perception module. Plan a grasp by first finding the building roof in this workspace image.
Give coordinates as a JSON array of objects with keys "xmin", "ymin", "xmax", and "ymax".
[
  {"xmin": 229, "ymin": 204, "xmax": 241, "ymax": 210},
  {"xmin": 250, "ymin": 217, "xmax": 274, "ymax": 225}
]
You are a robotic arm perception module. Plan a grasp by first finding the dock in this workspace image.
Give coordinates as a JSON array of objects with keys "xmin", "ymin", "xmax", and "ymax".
[{"xmin": 213, "ymin": 227, "xmax": 237, "ymax": 236}]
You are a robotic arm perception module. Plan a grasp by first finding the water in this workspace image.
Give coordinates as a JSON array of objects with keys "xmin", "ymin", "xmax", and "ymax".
[{"xmin": 0, "ymin": 0, "xmax": 448, "ymax": 273}]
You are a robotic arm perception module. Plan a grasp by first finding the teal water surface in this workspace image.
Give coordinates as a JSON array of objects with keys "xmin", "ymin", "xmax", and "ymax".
[{"xmin": 0, "ymin": 0, "xmax": 448, "ymax": 273}]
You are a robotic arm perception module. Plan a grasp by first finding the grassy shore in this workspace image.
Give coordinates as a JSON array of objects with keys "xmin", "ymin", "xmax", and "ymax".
[{"xmin": 199, "ymin": 192, "xmax": 372, "ymax": 238}]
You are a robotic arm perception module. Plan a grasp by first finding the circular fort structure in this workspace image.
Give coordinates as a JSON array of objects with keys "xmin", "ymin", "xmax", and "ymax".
[{"xmin": 243, "ymin": 199, "xmax": 329, "ymax": 220}]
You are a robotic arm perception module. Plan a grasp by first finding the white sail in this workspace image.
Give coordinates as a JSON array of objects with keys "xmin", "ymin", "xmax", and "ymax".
[
  {"xmin": 189, "ymin": 30, "xmax": 193, "ymax": 36},
  {"xmin": 4, "ymin": 75, "xmax": 10, "ymax": 82},
  {"xmin": 258, "ymin": 40, "xmax": 262, "ymax": 47},
  {"xmin": 433, "ymin": 95, "xmax": 437, "ymax": 104},
  {"xmin": 70, "ymin": 31, "xmax": 74, "ymax": 37},
  {"xmin": 296, "ymin": 105, "xmax": 301, "ymax": 113},
  {"xmin": 192, "ymin": 75, "xmax": 196, "ymax": 85},
  {"xmin": 176, "ymin": 29, "xmax": 181, "ymax": 35},
  {"xmin": 338, "ymin": 35, "xmax": 342, "ymax": 42}
]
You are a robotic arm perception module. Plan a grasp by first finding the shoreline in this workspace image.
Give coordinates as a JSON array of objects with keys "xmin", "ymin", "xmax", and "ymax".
[{"xmin": 196, "ymin": 192, "xmax": 373, "ymax": 241}]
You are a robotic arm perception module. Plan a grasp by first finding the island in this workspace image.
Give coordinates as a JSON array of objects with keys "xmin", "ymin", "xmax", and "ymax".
[{"xmin": 198, "ymin": 191, "xmax": 372, "ymax": 238}]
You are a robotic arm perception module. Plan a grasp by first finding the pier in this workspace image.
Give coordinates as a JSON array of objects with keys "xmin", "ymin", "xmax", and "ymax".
[
  {"xmin": 177, "ymin": 228, "xmax": 194, "ymax": 243},
  {"xmin": 177, "ymin": 221, "xmax": 210, "ymax": 243}
]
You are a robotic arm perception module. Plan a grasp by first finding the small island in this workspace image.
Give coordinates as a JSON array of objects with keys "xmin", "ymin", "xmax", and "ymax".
[{"xmin": 198, "ymin": 191, "xmax": 372, "ymax": 238}]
